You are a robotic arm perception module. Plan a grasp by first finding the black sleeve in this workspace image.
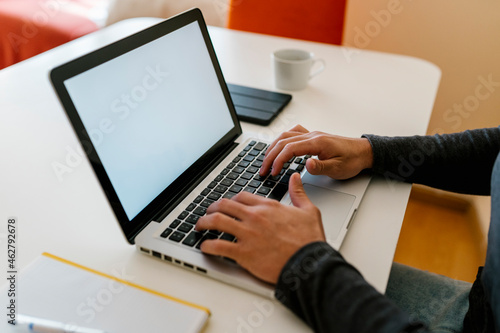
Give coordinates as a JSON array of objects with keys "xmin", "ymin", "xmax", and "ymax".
[
  {"xmin": 275, "ymin": 242, "xmax": 429, "ymax": 333},
  {"xmin": 363, "ymin": 127, "xmax": 500, "ymax": 195}
]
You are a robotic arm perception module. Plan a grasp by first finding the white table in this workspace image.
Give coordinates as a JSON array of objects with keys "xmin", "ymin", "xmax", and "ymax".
[{"xmin": 0, "ymin": 18, "xmax": 440, "ymax": 333}]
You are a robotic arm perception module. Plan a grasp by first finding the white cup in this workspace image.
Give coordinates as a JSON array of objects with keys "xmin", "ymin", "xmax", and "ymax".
[{"xmin": 272, "ymin": 49, "xmax": 326, "ymax": 91}]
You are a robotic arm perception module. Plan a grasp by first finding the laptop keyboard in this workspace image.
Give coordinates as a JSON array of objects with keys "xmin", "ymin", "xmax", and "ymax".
[{"xmin": 159, "ymin": 140, "xmax": 310, "ymax": 250}]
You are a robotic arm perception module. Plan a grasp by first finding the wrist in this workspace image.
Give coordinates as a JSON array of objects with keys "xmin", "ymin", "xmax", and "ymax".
[{"xmin": 359, "ymin": 138, "xmax": 374, "ymax": 170}]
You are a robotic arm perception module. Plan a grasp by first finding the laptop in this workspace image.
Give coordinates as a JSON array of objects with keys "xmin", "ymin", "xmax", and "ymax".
[{"xmin": 50, "ymin": 9, "xmax": 371, "ymax": 298}]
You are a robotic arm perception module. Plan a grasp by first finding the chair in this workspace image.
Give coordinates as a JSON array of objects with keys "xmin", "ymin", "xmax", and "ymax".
[
  {"xmin": 0, "ymin": 0, "xmax": 98, "ymax": 69},
  {"xmin": 226, "ymin": 0, "xmax": 347, "ymax": 45}
]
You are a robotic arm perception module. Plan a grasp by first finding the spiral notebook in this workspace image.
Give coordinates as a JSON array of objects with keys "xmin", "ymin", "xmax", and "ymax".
[{"xmin": 1, "ymin": 253, "xmax": 210, "ymax": 333}]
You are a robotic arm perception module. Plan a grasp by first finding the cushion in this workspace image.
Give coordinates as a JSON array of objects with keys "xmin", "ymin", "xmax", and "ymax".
[{"xmin": 0, "ymin": 0, "xmax": 98, "ymax": 69}]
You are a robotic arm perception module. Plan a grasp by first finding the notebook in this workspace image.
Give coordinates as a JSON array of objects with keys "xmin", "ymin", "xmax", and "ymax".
[
  {"xmin": 1, "ymin": 253, "xmax": 209, "ymax": 333},
  {"xmin": 50, "ymin": 8, "xmax": 371, "ymax": 298}
]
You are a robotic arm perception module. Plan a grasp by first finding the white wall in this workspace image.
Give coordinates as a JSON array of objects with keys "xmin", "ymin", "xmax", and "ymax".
[{"xmin": 106, "ymin": 0, "xmax": 229, "ymax": 27}]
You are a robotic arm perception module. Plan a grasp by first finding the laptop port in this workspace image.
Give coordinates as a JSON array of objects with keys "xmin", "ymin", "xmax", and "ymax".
[
  {"xmin": 196, "ymin": 267, "xmax": 207, "ymax": 274},
  {"xmin": 163, "ymin": 255, "xmax": 172, "ymax": 262},
  {"xmin": 140, "ymin": 247, "xmax": 150, "ymax": 254},
  {"xmin": 183, "ymin": 262, "xmax": 194, "ymax": 269},
  {"xmin": 152, "ymin": 251, "xmax": 161, "ymax": 259}
]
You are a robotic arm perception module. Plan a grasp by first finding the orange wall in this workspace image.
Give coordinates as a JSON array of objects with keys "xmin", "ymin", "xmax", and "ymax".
[
  {"xmin": 343, "ymin": 0, "xmax": 499, "ymax": 234},
  {"xmin": 343, "ymin": 0, "xmax": 500, "ymax": 135}
]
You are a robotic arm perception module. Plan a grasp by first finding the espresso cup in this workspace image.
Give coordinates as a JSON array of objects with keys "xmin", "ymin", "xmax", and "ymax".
[{"xmin": 272, "ymin": 49, "xmax": 326, "ymax": 91}]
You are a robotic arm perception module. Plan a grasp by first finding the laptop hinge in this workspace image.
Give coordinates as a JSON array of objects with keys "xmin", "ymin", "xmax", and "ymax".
[{"xmin": 148, "ymin": 141, "xmax": 240, "ymax": 226}]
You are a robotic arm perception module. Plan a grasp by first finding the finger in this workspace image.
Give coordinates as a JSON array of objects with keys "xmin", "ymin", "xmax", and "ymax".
[
  {"xmin": 306, "ymin": 158, "xmax": 320, "ymax": 175},
  {"xmin": 289, "ymin": 124, "xmax": 309, "ymax": 133},
  {"xmin": 261, "ymin": 134, "xmax": 315, "ymax": 176},
  {"xmin": 305, "ymin": 158, "xmax": 332, "ymax": 176},
  {"xmin": 288, "ymin": 172, "xmax": 315, "ymax": 209},
  {"xmin": 307, "ymin": 157, "xmax": 352, "ymax": 179},
  {"xmin": 264, "ymin": 131, "xmax": 302, "ymax": 157},
  {"xmin": 231, "ymin": 191, "xmax": 267, "ymax": 206},
  {"xmin": 206, "ymin": 197, "xmax": 245, "ymax": 217},
  {"xmin": 195, "ymin": 212, "xmax": 245, "ymax": 238},
  {"xmin": 260, "ymin": 131, "xmax": 306, "ymax": 175},
  {"xmin": 269, "ymin": 137, "xmax": 326, "ymax": 176},
  {"xmin": 199, "ymin": 238, "xmax": 239, "ymax": 259},
  {"xmin": 264, "ymin": 124, "xmax": 309, "ymax": 159}
]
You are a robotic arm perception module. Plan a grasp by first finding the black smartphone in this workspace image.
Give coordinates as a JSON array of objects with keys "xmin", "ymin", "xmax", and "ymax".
[{"xmin": 227, "ymin": 83, "xmax": 292, "ymax": 125}]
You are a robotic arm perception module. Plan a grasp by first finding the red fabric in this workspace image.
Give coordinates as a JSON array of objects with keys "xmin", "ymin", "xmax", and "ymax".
[
  {"xmin": 0, "ymin": 0, "xmax": 98, "ymax": 69},
  {"xmin": 227, "ymin": 0, "xmax": 347, "ymax": 45}
]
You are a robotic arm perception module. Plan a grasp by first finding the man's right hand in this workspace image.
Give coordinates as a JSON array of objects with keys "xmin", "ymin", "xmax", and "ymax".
[{"xmin": 260, "ymin": 124, "xmax": 374, "ymax": 180}]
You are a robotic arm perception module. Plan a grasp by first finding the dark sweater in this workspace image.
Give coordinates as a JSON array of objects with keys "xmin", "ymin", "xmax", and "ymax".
[{"xmin": 275, "ymin": 127, "xmax": 500, "ymax": 333}]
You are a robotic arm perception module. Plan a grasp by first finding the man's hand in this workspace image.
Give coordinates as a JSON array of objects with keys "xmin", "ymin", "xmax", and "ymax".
[
  {"xmin": 195, "ymin": 173, "xmax": 325, "ymax": 284},
  {"xmin": 260, "ymin": 124, "xmax": 374, "ymax": 179}
]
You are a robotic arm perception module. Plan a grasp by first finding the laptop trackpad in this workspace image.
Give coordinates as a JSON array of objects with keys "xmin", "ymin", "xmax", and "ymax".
[{"xmin": 285, "ymin": 183, "xmax": 356, "ymax": 241}]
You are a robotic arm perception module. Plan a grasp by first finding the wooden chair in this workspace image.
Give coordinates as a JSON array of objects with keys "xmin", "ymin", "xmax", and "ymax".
[{"xmin": 226, "ymin": 0, "xmax": 347, "ymax": 45}]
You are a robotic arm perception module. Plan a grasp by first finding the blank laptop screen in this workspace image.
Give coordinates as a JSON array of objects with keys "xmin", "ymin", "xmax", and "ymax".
[{"xmin": 63, "ymin": 22, "xmax": 234, "ymax": 220}]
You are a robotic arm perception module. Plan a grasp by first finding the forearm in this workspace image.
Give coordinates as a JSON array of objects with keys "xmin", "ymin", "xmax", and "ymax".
[
  {"xmin": 363, "ymin": 127, "xmax": 500, "ymax": 195},
  {"xmin": 275, "ymin": 242, "xmax": 428, "ymax": 333}
]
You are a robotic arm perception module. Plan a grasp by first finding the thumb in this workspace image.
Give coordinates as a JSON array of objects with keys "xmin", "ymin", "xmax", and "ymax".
[
  {"xmin": 288, "ymin": 172, "xmax": 313, "ymax": 209},
  {"xmin": 307, "ymin": 158, "xmax": 343, "ymax": 178},
  {"xmin": 306, "ymin": 158, "xmax": 330, "ymax": 176}
]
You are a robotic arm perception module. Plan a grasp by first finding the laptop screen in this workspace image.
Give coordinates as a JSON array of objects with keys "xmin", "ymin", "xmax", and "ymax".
[
  {"xmin": 51, "ymin": 9, "xmax": 242, "ymax": 242},
  {"xmin": 63, "ymin": 22, "xmax": 235, "ymax": 220}
]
